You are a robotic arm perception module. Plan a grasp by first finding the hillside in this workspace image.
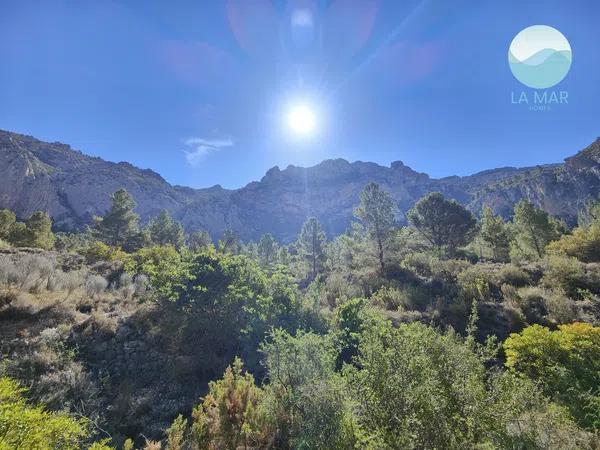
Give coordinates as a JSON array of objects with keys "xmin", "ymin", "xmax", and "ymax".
[{"xmin": 1, "ymin": 129, "xmax": 599, "ymax": 241}]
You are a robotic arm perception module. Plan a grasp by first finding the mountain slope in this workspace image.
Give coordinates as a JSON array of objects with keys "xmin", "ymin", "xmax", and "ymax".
[{"xmin": 1, "ymin": 129, "xmax": 599, "ymax": 241}]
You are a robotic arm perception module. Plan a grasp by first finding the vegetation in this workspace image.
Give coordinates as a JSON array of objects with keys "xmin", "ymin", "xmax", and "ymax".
[
  {"xmin": 1, "ymin": 185, "xmax": 600, "ymax": 448},
  {"xmin": 407, "ymin": 192, "xmax": 477, "ymax": 255}
]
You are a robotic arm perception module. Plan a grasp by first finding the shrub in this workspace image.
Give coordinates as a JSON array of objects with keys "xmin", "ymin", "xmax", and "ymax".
[
  {"xmin": 547, "ymin": 224, "xmax": 600, "ymax": 263},
  {"xmin": 371, "ymin": 285, "xmax": 430, "ymax": 311},
  {"xmin": 402, "ymin": 252, "xmax": 434, "ymax": 277},
  {"xmin": 513, "ymin": 286, "xmax": 575, "ymax": 326},
  {"xmin": 542, "ymin": 255, "xmax": 588, "ymax": 298},
  {"xmin": 0, "ymin": 377, "xmax": 89, "ymax": 449},
  {"xmin": 81, "ymin": 241, "xmax": 129, "ymax": 264},
  {"xmin": 191, "ymin": 358, "xmax": 265, "ymax": 449},
  {"xmin": 497, "ymin": 264, "xmax": 531, "ymax": 287},
  {"xmin": 85, "ymin": 275, "xmax": 108, "ymax": 298},
  {"xmin": 349, "ymin": 321, "xmax": 589, "ymax": 448},
  {"xmin": 456, "ymin": 265, "xmax": 498, "ymax": 302},
  {"xmin": 124, "ymin": 245, "xmax": 184, "ymax": 301},
  {"xmin": 133, "ymin": 274, "xmax": 149, "ymax": 298},
  {"xmin": 504, "ymin": 323, "xmax": 600, "ymax": 429}
]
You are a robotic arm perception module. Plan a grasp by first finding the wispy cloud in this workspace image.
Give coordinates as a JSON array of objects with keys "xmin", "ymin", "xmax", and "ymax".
[{"xmin": 183, "ymin": 136, "xmax": 234, "ymax": 167}]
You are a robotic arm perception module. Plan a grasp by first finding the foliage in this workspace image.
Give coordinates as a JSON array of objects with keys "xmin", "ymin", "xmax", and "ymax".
[
  {"xmin": 505, "ymin": 323, "xmax": 600, "ymax": 430},
  {"xmin": 94, "ymin": 189, "xmax": 141, "ymax": 249},
  {"xmin": 260, "ymin": 329, "xmax": 357, "ymax": 449},
  {"xmin": 2, "ymin": 210, "xmax": 55, "ymax": 249},
  {"xmin": 186, "ymin": 230, "xmax": 212, "ymax": 251},
  {"xmin": 512, "ymin": 200, "xmax": 561, "ymax": 260},
  {"xmin": 354, "ymin": 182, "xmax": 396, "ymax": 274},
  {"xmin": 480, "ymin": 206, "xmax": 511, "ymax": 261},
  {"xmin": 25, "ymin": 211, "xmax": 55, "ymax": 250},
  {"xmin": 257, "ymin": 233, "xmax": 277, "ymax": 269},
  {"xmin": 145, "ymin": 210, "xmax": 184, "ymax": 249},
  {"xmin": 0, "ymin": 209, "xmax": 16, "ymax": 240},
  {"xmin": 81, "ymin": 241, "xmax": 129, "ymax": 264},
  {"xmin": 407, "ymin": 192, "xmax": 477, "ymax": 255},
  {"xmin": 191, "ymin": 358, "xmax": 265, "ymax": 450},
  {"xmin": 0, "ymin": 377, "xmax": 90, "ymax": 449},
  {"xmin": 124, "ymin": 245, "xmax": 184, "ymax": 301},
  {"xmin": 348, "ymin": 321, "xmax": 589, "ymax": 449},
  {"xmin": 541, "ymin": 254, "xmax": 589, "ymax": 298},
  {"xmin": 297, "ymin": 217, "xmax": 327, "ymax": 280},
  {"xmin": 547, "ymin": 224, "xmax": 600, "ymax": 263}
]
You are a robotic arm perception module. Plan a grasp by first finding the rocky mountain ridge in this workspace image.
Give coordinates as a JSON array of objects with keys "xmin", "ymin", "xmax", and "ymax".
[{"xmin": 1, "ymin": 129, "xmax": 599, "ymax": 241}]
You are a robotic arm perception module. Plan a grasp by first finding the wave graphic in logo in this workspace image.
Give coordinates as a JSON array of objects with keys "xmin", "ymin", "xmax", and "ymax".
[{"xmin": 508, "ymin": 25, "xmax": 572, "ymax": 89}]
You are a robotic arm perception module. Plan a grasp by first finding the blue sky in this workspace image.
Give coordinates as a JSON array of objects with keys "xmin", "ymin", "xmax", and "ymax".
[{"xmin": 1, "ymin": 0, "xmax": 599, "ymax": 189}]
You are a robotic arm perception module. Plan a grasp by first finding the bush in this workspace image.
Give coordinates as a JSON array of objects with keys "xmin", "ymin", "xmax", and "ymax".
[
  {"xmin": 547, "ymin": 224, "xmax": 600, "ymax": 262},
  {"xmin": 497, "ymin": 264, "xmax": 531, "ymax": 287},
  {"xmin": 456, "ymin": 265, "xmax": 498, "ymax": 302},
  {"xmin": 81, "ymin": 241, "xmax": 129, "ymax": 264},
  {"xmin": 504, "ymin": 323, "xmax": 600, "ymax": 430},
  {"xmin": 0, "ymin": 376, "xmax": 90, "ymax": 449},
  {"xmin": 371, "ymin": 285, "xmax": 430, "ymax": 311},
  {"xmin": 542, "ymin": 255, "xmax": 588, "ymax": 298},
  {"xmin": 348, "ymin": 321, "xmax": 589, "ymax": 448},
  {"xmin": 402, "ymin": 252, "xmax": 434, "ymax": 277},
  {"xmin": 85, "ymin": 275, "xmax": 108, "ymax": 298}
]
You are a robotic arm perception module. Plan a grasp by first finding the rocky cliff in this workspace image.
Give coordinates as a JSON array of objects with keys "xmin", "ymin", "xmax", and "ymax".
[{"xmin": 1, "ymin": 129, "xmax": 599, "ymax": 242}]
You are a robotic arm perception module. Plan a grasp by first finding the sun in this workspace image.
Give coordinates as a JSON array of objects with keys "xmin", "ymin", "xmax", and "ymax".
[{"xmin": 286, "ymin": 103, "xmax": 317, "ymax": 137}]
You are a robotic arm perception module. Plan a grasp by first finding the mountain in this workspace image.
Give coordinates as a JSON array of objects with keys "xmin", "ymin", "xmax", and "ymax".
[{"xmin": 1, "ymin": 129, "xmax": 599, "ymax": 242}]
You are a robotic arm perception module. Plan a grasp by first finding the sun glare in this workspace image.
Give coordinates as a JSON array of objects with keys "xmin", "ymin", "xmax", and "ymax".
[{"xmin": 286, "ymin": 104, "xmax": 317, "ymax": 137}]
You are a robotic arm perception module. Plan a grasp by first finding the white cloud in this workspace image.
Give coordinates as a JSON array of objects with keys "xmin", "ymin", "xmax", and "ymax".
[{"xmin": 183, "ymin": 136, "xmax": 234, "ymax": 167}]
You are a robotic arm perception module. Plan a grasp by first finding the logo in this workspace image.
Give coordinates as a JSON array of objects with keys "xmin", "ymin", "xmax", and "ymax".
[{"xmin": 508, "ymin": 25, "xmax": 572, "ymax": 89}]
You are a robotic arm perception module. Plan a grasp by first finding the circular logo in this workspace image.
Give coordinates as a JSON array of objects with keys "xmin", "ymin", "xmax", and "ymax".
[{"xmin": 508, "ymin": 25, "xmax": 572, "ymax": 89}]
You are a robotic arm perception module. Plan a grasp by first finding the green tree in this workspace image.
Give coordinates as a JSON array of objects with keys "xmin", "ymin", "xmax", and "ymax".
[
  {"xmin": 146, "ymin": 209, "xmax": 185, "ymax": 248},
  {"xmin": 480, "ymin": 206, "xmax": 511, "ymax": 261},
  {"xmin": 0, "ymin": 209, "xmax": 16, "ymax": 240},
  {"xmin": 512, "ymin": 200, "xmax": 561, "ymax": 259},
  {"xmin": 407, "ymin": 192, "xmax": 477, "ymax": 255},
  {"xmin": 348, "ymin": 321, "xmax": 588, "ymax": 449},
  {"xmin": 504, "ymin": 322, "xmax": 600, "ymax": 429},
  {"xmin": 187, "ymin": 230, "xmax": 212, "ymax": 251},
  {"xmin": 297, "ymin": 217, "xmax": 327, "ymax": 280},
  {"xmin": 25, "ymin": 211, "xmax": 55, "ymax": 250},
  {"xmin": 260, "ymin": 330, "xmax": 356, "ymax": 449},
  {"xmin": 218, "ymin": 228, "xmax": 240, "ymax": 254},
  {"xmin": 191, "ymin": 358, "xmax": 266, "ymax": 450},
  {"xmin": 7, "ymin": 221, "xmax": 28, "ymax": 247},
  {"xmin": 94, "ymin": 189, "xmax": 140, "ymax": 248},
  {"xmin": 257, "ymin": 233, "xmax": 277, "ymax": 268},
  {"xmin": 354, "ymin": 183, "xmax": 396, "ymax": 275},
  {"xmin": 124, "ymin": 245, "xmax": 184, "ymax": 301}
]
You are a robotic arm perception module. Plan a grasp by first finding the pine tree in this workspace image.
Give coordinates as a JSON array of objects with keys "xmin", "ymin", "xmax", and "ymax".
[
  {"xmin": 0, "ymin": 209, "xmax": 16, "ymax": 240},
  {"xmin": 297, "ymin": 217, "xmax": 326, "ymax": 280},
  {"xmin": 95, "ymin": 189, "xmax": 140, "ymax": 247},
  {"xmin": 25, "ymin": 211, "xmax": 55, "ymax": 250},
  {"xmin": 512, "ymin": 200, "xmax": 561, "ymax": 259},
  {"xmin": 407, "ymin": 192, "xmax": 477, "ymax": 255},
  {"xmin": 188, "ymin": 230, "xmax": 213, "ymax": 251},
  {"xmin": 146, "ymin": 209, "xmax": 185, "ymax": 248},
  {"xmin": 480, "ymin": 206, "xmax": 511, "ymax": 261},
  {"xmin": 354, "ymin": 182, "xmax": 396, "ymax": 274},
  {"xmin": 258, "ymin": 233, "xmax": 277, "ymax": 268}
]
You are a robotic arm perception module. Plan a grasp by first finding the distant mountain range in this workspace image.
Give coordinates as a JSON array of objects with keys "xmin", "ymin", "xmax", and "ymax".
[{"xmin": 1, "ymin": 129, "xmax": 599, "ymax": 242}]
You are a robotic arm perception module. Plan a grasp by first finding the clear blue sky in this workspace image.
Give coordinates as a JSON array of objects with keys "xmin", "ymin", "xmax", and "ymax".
[{"xmin": 1, "ymin": 0, "xmax": 598, "ymax": 189}]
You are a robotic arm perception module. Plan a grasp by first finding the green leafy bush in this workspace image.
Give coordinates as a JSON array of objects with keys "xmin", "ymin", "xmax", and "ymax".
[{"xmin": 504, "ymin": 323, "xmax": 600, "ymax": 430}]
